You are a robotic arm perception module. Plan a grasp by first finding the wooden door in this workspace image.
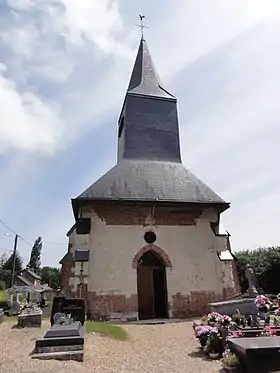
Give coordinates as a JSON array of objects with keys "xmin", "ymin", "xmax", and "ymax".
[
  {"xmin": 137, "ymin": 267, "xmax": 154, "ymax": 320},
  {"xmin": 153, "ymin": 268, "xmax": 168, "ymax": 318}
]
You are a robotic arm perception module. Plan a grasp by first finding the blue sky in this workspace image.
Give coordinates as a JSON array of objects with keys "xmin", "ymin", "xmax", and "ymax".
[{"xmin": 0, "ymin": 0, "xmax": 280, "ymax": 267}]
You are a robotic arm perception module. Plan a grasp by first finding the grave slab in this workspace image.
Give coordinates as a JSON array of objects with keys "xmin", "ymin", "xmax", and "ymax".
[
  {"xmin": 44, "ymin": 321, "xmax": 83, "ymax": 338},
  {"xmin": 17, "ymin": 307, "xmax": 42, "ymax": 328},
  {"xmin": 228, "ymin": 336, "xmax": 280, "ymax": 372},
  {"xmin": 32, "ymin": 320, "xmax": 85, "ymax": 362},
  {"xmin": 31, "ymin": 350, "xmax": 83, "ymax": 362}
]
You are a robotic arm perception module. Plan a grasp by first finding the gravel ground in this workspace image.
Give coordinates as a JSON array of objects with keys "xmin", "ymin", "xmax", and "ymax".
[{"xmin": 0, "ymin": 320, "xmax": 222, "ymax": 373}]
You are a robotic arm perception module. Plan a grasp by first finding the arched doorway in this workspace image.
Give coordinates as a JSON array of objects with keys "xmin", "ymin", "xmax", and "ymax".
[{"xmin": 137, "ymin": 250, "xmax": 168, "ymax": 320}]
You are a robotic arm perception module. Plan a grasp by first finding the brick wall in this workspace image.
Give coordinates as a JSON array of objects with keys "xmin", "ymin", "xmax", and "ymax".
[
  {"xmin": 87, "ymin": 292, "xmax": 138, "ymax": 321},
  {"xmin": 60, "ymin": 253, "xmax": 74, "ymax": 294},
  {"xmin": 83, "ymin": 203, "xmax": 203, "ymax": 226},
  {"xmin": 171, "ymin": 287, "xmax": 236, "ymax": 318},
  {"xmin": 85, "ymin": 287, "xmax": 236, "ymax": 321}
]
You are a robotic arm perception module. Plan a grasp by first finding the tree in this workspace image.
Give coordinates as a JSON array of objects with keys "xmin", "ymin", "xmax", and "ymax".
[
  {"xmin": 235, "ymin": 246, "xmax": 280, "ymax": 295},
  {"xmin": 2, "ymin": 251, "xmax": 23, "ymax": 273},
  {"xmin": 27, "ymin": 236, "xmax": 42, "ymax": 273},
  {"xmin": 41, "ymin": 266, "xmax": 61, "ymax": 289},
  {"xmin": 0, "ymin": 251, "xmax": 23, "ymax": 288}
]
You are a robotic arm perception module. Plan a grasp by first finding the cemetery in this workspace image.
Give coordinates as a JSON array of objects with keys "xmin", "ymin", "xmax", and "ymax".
[
  {"xmin": 1, "ymin": 268, "xmax": 280, "ymax": 372},
  {"xmin": 193, "ymin": 266, "xmax": 280, "ymax": 372}
]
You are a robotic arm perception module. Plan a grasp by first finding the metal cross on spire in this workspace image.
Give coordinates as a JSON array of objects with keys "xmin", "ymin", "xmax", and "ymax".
[{"xmin": 137, "ymin": 14, "xmax": 148, "ymax": 40}]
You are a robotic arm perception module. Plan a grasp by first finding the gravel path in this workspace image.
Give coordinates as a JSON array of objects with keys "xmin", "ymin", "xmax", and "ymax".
[{"xmin": 0, "ymin": 320, "xmax": 222, "ymax": 373}]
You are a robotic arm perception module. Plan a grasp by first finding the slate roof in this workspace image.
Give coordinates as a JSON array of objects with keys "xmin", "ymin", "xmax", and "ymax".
[
  {"xmin": 16, "ymin": 275, "xmax": 33, "ymax": 286},
  {"xmin": 22, "ymin": 268, "xmax": 42, "ymax": 280},
  {"xmin": 59, "ymin": 252, "xmax": 71, "ymax": 265},
  {"xmin": 76, "ymin": 160, "xmax": 227, "ymax": 205},
  {"xmin": 127, "ymin": 39, "xmax": 175, "ymax": 100},
  {"xmin": 66, "ymin": 224, "xmax": 76, "ymax": 237},
  {"xmin": 74, "ymin": 250, "xmax": 90, "ymax": 262}
]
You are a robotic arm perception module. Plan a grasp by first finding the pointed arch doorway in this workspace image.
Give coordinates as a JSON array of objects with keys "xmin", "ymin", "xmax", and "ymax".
[{"xmin": 137, "ymin": 250, "xmax": 169, "ymax": 320}]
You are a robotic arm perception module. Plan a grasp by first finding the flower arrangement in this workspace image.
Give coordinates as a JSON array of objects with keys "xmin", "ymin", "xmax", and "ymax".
[
  {"xmin": 194, "ymin": 325, "xmax": 215, "ymax": 347},
  {"xmin": 220, "ymin": 314, "xmax": 232, "ymax": 327},
  {"xmin": 261, "ymin": 326, "xmax": 277, "ymax": 337},
  {"xmin": 207, "ymin": 312, "xmax": 222, "ymax": 325},
  {"xmin": 254, "ymin": 295, "xmax": 272, "ymax": 310},
  {"xmin": 204, "ymin": 328, "xmax": 223, "ymax": 355}
]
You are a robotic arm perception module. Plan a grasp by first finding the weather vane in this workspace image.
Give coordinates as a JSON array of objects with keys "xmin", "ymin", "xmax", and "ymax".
[{"xmin": 137, "ymin": 14, "xmax": 148, "ymax": 40}]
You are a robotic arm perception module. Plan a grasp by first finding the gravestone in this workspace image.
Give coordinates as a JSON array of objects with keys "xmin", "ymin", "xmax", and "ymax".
[
  {"xmin": 50, "ymin": 296, "xmax": 85, "ymax": 326},
  {"xmin": 32, "ymin": 297, "xmax": 86, "ymax": 362},
  {"xmin": 11, "ymin": 293, "xmax": 21, "ymax": 315},
  {"xmin": 245, "ymin": 264, "xmax": 259, "ymax": 297},
  {"xmin": 0, "ymin": 308, "xmax": 4, "ymax": 325},
  {"xmin": 209, "ymin": 263, "xmax": 261, "ymax": 317},
  {"xmin": 17, "ymin": 306, "xmax": 42, "ymax": 328}
]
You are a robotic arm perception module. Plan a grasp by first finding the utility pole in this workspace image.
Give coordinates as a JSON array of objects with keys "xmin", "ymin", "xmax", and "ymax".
[{"xmin": 10, "ymin": 234, "xmax": 19, "ymax": 288}]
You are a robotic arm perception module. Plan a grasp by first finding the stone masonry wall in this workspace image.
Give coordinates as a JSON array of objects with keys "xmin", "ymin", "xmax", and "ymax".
[{"xmin": 71, "ymin": 203, "xmax": 238, "ymax": 320}]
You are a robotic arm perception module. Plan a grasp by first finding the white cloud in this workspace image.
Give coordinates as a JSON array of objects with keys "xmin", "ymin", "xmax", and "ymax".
[{"xmin": 0, "ymin": 64, "xmax": 63, "ymax": 154}]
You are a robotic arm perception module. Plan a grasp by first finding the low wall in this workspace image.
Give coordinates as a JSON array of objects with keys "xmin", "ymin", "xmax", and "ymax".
[{"xmin": 209, "ymin": 298, "xmax": 257, "ymax": 316}]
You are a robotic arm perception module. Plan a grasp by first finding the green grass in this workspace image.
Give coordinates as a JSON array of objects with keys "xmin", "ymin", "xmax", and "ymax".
[
  {"xmin": 3, "ymin": 314, "xmax": 129, "ymax": 341},
  {"xmin": 85, "ymin": 321, "xmax": 129, "ymax": 341}
]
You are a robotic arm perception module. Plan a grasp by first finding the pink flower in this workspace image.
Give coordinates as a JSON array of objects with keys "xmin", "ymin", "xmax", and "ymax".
[
  {"xmin": 262, "ymin": 326, "xmax": 277, "ymax": 336},
  {"xmin": 229, "ymin": 330, "xmax": 244, "ymax": 338},
  {"xmin": 275, "ymin": 308, "xmax": 280, "ymax": 316}
]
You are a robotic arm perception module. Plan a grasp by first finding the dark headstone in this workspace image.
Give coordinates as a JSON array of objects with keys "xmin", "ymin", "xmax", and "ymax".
[
  {"xmin": 32, "ymin": 321, "xmax": 85, "ymax": 362},
  {"xmin": 45, "ymin": 322, "xmax": 83, "ymax": 338},
  {"xmin": 50, "ymin": 297, "xmax": 85, "ymax": 326},
  {"xmin": 228, "ymin": 336, "xmax": 280, "ymax": 372},
  {"xmin": 0, "ymin": 308, "xmax": 4, "ymax": 325}
]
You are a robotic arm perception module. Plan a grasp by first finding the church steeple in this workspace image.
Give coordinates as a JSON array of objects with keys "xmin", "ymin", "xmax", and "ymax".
[
  {"xmin": 127, "ymin": 38, "xmax": 175, "ymax": 100},
  {"xmin": 117, "ymin": 38, "xmax": 181, "ymax": 163},
  {"xmin": 72, "ymin": 31, "xmax": 229, "ymax": 215}
]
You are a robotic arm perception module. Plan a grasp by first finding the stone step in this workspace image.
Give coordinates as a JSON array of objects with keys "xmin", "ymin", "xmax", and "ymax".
[{"xmin": 31, "ymin": 350, "xmax": 84, "ymax": 362}]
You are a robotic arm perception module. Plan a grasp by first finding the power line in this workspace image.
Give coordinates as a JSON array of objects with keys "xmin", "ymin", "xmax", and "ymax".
[
  {"xmin": 0, "ymin": 218, "xmax": 31, "ymax": 246},
  {"xmin": 0, "ymin": 218, "xmax": 68, "ymax": 248}
]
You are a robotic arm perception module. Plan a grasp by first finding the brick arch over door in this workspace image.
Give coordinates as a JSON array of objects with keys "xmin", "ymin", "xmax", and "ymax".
[{"xmin": 132, "ymin": 244, "xmax": 172, "ymax": 269}]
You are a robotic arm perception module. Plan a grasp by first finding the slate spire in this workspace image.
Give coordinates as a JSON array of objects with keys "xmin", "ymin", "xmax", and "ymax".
[
  {"xmin": 117, "ymin": 38, "xmax": 181, "ymax": 163},
  {"xmin": 127, "ymin": 38, "xmax": 175, "ymax": 99}
]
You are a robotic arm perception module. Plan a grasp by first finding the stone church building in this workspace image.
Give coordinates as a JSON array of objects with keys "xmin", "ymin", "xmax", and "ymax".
[{"xmin": 60, "ymin": 37, "xmax": 240, "ymax": 321}]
